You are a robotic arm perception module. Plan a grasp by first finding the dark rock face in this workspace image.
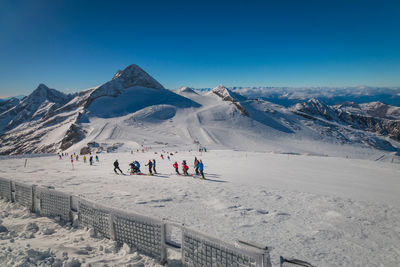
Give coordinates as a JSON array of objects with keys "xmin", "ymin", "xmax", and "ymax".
[
  {"xmin": 60, "ymin": 124, "xmax": 86, "ymax": 151},
  {"xmin": 80, "ymin": 146, "xmax": 90, "ymax": 155},
  {"xmin": 0, "ymin": 98, "xmax": 19, "ymax": 113}
]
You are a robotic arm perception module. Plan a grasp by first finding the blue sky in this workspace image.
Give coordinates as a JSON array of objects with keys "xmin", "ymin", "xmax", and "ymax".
[{"xmin": 0, "ymin": 0, "xmax": 399, "ymax": 97}]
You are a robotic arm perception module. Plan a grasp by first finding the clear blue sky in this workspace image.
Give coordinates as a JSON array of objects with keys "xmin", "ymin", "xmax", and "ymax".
[{"xmin": 0, "ymin": 0, "xmax": 399, "ymax": 97}]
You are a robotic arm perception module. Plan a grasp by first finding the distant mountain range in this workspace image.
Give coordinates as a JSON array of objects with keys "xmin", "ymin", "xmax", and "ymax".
[{"xmin": 0, "ymin": 64, "xmax": 399, "ymax": 160}]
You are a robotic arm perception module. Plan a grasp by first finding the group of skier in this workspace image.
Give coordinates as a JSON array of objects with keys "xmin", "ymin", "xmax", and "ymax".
[
  {"xmin": 145, "ymin": 159, "xmax": 157, "ymax": 175},
  {"xmin": 114, "ymin": 156, "xmax": 205, "ymax": 179},
  {"xmin": 173, "ymin": 157, "xmax": 205, "ymax": 179},
  {"xmin": 62, "ymin": 153, "xmax": 99, "ymax": 165}
]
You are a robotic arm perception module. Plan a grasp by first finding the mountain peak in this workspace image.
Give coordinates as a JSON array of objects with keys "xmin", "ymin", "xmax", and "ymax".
[
  {"xmin": 86, "ymin": 64, "xmax": 166, "ymax": 108},
  {"xmin": 110, "ymin": 64, "xmax": 164, "ymax": 90},
  {"xmin": 34, "ymin": 83, "xmax": 50, "ymax": 93},
  {"xmin": 26, "ymin": 84, "xmax": 70, "ymax": 105},
  {"xmin": 37, "ymin": 83, "xmax": 49, "ymax": 89},
  {"xmin": 178, "ymin": 86, "xmax": 198, "ymax": 95}
]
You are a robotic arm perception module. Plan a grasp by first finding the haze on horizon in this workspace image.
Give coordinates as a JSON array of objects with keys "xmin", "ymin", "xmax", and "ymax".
[{"xmin": 1, "ymin": 0, "xmax": 399, "ymax": 98}]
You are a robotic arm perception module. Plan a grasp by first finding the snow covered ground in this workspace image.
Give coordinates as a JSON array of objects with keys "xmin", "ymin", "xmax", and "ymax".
[
  {"xmin": 0, "ymin": 199, "xmax": 170, "ymax": 266},
  {"xmin": 0, "ymin": 150, "xmax": 399, "ymax": 266}
]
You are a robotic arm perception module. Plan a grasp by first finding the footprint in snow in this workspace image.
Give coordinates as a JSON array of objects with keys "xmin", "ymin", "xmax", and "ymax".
[{"xmin": 256, "ymin": 209, "xmax": 269, "ymax": 215}]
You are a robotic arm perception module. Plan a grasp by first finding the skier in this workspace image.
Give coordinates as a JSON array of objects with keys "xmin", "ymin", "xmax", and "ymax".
[
  {"xmin": 114, "ymin": 160, "xmax": 123, "ymax": 174},
  {"xmin": 145, "ymin": 160, "xmax": 153, "ymax": 175},
  {"xmin": 194, "ymin": 157, "xmax": 199, "ymax": 175},
  {"xmin": 135, "ymin": 161, "xmax": 141, "ymax": 173},
  {"xmin": 95, "ymin": 155, "xmax": 99, "ymax": 162},
  {"xmin": 161, "ymin": 154, "xmax": 164, "ymax": 160},
  {"xmin": 83, "ymin": 155, "xmax": 87, "ymax": 163},
  {"xmin": 129, "ymin": 161, "xmax": 138, "ymax": 174},
  {"xmin": 167, "ymin": 155, "xmax": 170, "ymax": 161},
  {"xmin": 152, "ymin": 159, "xmax": 157, "ymax": 174},
  {"xmin": 89, "ymin": 156, "xmax": 93, "ymax": 165},
  {"xmin": 76, "ymin": 155, "xmax": 79, "ymax": 161},
  {"xmin": 182, "ymin": 160, "xmax": 189, "ymax": 176},
  {"xmin": 173, "ymin": 162, "xmax": 180, "ymax": 174},
  {"xmin": 198, "ymin": 160, "xmax": 205, "ymax": 179}
]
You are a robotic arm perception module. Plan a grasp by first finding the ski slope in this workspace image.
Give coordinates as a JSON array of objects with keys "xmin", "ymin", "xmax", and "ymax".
[{"xmin": 0, "ymin": 150, "xmax": 399, "ymax": 266}]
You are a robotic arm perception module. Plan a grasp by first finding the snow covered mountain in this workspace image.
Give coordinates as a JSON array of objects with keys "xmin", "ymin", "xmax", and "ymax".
[
  {"xmin": 229, "ymin": 86, "xmax": 400, "ymax": 107},
  {"xmin": 0, "ymin": 84, "xmax": 73, "ymax": 133},
  {"xmin": 0, "ymin": 64, "xmax": 399, "ymax": 160},
  {"xmin": 292, "ymin": 99, "xmax": 400, "ymax": 143}
]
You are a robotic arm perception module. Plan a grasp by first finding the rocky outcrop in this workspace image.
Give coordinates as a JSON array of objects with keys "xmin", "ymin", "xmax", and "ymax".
[
  {"xmin": 60, "ymin": 123, "xmax": 86, "ymax": 151},
  {"xmin": 212, "ymin": 85, "xmax": 249, "ymax": 116}
]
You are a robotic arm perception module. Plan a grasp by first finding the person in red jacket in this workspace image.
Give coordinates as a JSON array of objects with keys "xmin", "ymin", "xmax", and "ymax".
[
  {"xmin": 182, "ymin": 160, "xmax": 189, "ymax": 176},
  {"xmin": 173, "ymin": 162, "xmax": 180, "ymax": 174}
]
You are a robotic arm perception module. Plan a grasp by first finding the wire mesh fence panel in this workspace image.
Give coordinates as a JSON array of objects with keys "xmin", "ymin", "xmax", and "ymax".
[
  {"xmin": 182, "ymin": 227, "xmax": 269, "ymax": 267},
  {"xmin": 36, "ymin": 187, "xmax": 71, "ymax": 222},
  {"xmin": 0, "ymin": 177, "xmax": 12, "ymax": 201},
  {"xmin": 14, "ymin": 182, "xmax": 33, "ymax": 211},
  {"xmin": 77, "ymin": 198, "xmax": 112, "ymax": 239},
  {"xmin": 113, "ymin": 209, "xmax": 166, "ymax": 263}
]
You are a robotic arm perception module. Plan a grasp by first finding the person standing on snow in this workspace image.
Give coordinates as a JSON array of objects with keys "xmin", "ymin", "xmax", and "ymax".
[
  {"xmin": 198, "ymin": 160, "xmax": 205, "ymax": 179},
  {"xmin": 95, "ymin": 155, "xmax": 99, "ymax": 162},
  {"xmin": 89, "ymin": 156, "xmax": 93, "ymax": 165},
  {"xmin": 114, "ymin": 160, "xmax": 123, "ymax": 174},
  {"xmin": 194, "ymin": 157, "xmax": 199, "ymax": 175},
  {"xmin": 182, "ymin": 160, "xmax": 189, "ymax": 176},
  {"xmin": 173, "ymin": 161, "xmax": 180, "ymax": 174},
  {"xmin": 152, "ymin": 159, "xmax": 157, "ymax": 174},
  {"xmin": 145, "ymin": 160, "xmax": 153, "ymax": 175},
  {"xmin": 83, "ymin": 155, "xmax": 87, "ymax": 163}
]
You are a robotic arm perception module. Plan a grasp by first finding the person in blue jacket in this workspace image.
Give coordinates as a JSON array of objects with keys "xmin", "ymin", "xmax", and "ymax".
[
  {"xmin": 198, "ymin": 160, "xmax": 205, "ymax": 179},
  {"xmin": 152, "ymin": 159, "xmax": 157, "ymax": 174},
  {"xmin": 135, "ymin": 161, "xmax": 141, "ymax": 173}
]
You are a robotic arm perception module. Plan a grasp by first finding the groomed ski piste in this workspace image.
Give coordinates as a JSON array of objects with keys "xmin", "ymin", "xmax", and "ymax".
[{"xmin": 0, "ymin": 149, "xmax": 399, "ymax": 266}]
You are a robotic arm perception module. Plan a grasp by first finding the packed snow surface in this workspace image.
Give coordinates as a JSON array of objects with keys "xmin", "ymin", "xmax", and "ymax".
[{"xmin": 0, "ymin": 150, "xmax": 399, "ymax": 266}]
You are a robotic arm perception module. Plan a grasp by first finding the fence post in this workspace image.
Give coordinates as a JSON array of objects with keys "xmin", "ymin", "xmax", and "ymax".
[
  {"xmin": 160, "ymin": 223, "xmax": 167, "ymax": 264},
  {"xmin": 109, "ymin": 213, "xmax": 116, "ymax": 241},
  {"xmin": 10, "ymin": 180, "xmax": 15, "ymax": 202}
]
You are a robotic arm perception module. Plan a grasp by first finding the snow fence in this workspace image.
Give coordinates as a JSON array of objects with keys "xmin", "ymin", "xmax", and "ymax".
[
  {"xmin": 0, "ymin": 177, "xmax": 12, "ymax": 201},
  {"xmin": 182, "ymin": 227, "xmax": 271, "ymax": 267},
  {"xmin": 0, "ymin": 178, "xmax": 314, "ymax": 266}
]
